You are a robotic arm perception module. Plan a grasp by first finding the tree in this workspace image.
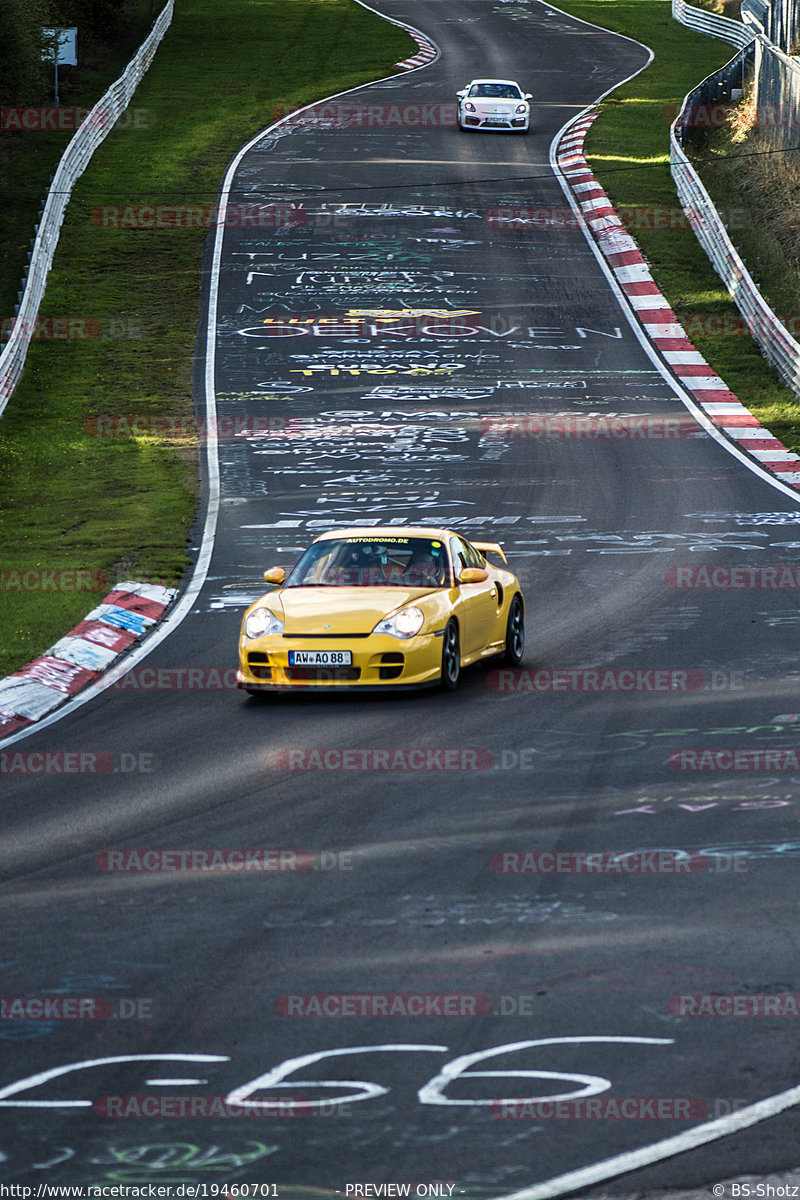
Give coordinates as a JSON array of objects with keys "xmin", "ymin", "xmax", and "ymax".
[{"xmin": 0, "ymin": 0, "xmax": 53, "ymax": 105}]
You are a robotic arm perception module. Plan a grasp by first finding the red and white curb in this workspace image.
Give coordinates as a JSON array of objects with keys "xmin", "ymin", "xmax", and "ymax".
[
  {"xmin": 0, "ymin": 11, "xmax": 438, "ymax": 748},
  {"xmin": 557, "ymin": 111, "xmax": 800, "ymax": 490},
  {"xmin": 394, "ymin": 35, "xmax": 438, "ymax": 70},
  {"xmin": 352, "ymin": 2, "xmax": 438, "ymax": 73},
  {"xmin": 0, "ymin": 581, "xmax": 176, "ymax": 741}
]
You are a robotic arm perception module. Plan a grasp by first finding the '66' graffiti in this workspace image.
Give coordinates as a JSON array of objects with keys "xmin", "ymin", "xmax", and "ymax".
[{"xmin": 0, "ymin": 1036, "xmax": 673, "ymax": 1110}]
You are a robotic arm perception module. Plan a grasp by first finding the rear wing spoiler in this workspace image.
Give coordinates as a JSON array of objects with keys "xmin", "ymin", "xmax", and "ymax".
[{"xmin": 472, "ymin": 541, "xmax": 507, "ymax": 563}]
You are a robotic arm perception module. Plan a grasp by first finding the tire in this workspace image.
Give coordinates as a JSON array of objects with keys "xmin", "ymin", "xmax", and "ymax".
[
  {"xmin": 440, "ymin": 620, "xmax": 461, "ymax": 690},
  {"xmin": 503, "ymin": 595, "xmax": 525, "ymax": 665}
]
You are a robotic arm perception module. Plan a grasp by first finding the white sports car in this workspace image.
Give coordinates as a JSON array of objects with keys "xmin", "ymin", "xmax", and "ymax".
[{"xmin": 456, "ymin": 79, "xmax": 532, "ymax": 133}]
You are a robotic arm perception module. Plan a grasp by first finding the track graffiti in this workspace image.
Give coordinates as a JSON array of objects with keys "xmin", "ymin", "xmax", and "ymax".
[
  {"xmin": 0, "ymin": 1038, "xmax": 674, "ymax": 1111},
  {"xmin": 0, "ymin": 965, "xmax": 163, "ymax": 1041},
  {"xmin": 614, "ymin": 799, "xmax": 794, "ymax": 816}
]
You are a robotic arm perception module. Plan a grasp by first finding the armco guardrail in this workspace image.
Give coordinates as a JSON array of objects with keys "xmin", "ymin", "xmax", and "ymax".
[
  {"xmin": 672, "ymin": 0, "xmax": 755, "ymax": 48},
  {"xmin": 0, "ymin": 1, "xmax": 174, "ymax": 419},
  {"xmin": 745, "ymin": 35, "xmax": 800, "ymax": 156},
  {"xmin": 671, "ymin": 1, "xmax": 800, "ymax": 399}
]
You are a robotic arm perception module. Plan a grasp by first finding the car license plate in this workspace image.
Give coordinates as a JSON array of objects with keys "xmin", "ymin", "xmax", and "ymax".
[{"xmin": 288, "ymin": 650, "xmax": 352, "ymax": 666}]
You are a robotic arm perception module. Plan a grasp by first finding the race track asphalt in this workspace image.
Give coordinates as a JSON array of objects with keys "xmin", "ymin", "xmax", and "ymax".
[{"xmin": 2, "ymin": 2, "xmax": 799, "ymax": 1195}]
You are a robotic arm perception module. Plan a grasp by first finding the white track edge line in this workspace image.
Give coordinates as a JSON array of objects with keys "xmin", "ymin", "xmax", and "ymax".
[
  {"xmin": 497, "ymin": 1081, "xmax": 800, "ymax": 1200},
  {"xmin": 353, "ymin": 0, "xmax": 442, "ymax": 71},
  {"xmin": 546, "ymin": 90, "xmax": 800, "ymax": 502},
  {"xmin": 0, "ymin": 5, "xmax": 442, "ymax": 749},
  {"xmin": 487, "ymin": 9, "xmax": 800, "ymax": 1199}
]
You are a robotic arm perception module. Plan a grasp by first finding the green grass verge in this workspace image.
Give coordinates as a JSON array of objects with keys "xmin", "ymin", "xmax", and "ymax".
[
  {"xmin": 0, "ymin": 0, "xmax": 413, "ymax": 678},
  {"xmin": 695, "ymin": 107, "xmax": 800, "ymax": 453},
  {"xmin": 0, "ymin": 4, "xmax": 156, "ymax": 325},
  {"xmin": 552, "ymin": 0, "xmax": 800, "ymax": 445}
]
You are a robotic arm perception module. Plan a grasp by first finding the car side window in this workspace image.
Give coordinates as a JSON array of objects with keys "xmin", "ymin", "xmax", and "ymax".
[
  {"xmin": 449, "ymin": 536, "xmax": 470, "ymax": 580},
  {"xmin": 463, "ymin": 540, "xmax": 486, "ymax": 569}
]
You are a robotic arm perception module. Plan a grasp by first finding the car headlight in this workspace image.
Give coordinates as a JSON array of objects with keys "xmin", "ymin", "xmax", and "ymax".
[
  {"xmin": 244, "ymin": 607, "xmax": 284, "ymax": 640},
  {"xmin": 464, "ymin": 102, "xmax": 476, "ymax": 112},
  {"xmin": 515, "ymin": 103, "xmax": 527, "ymax": 113},
  {"xmin": 372, "ymin": 605, "xmax": 425, "ymax": 639}
]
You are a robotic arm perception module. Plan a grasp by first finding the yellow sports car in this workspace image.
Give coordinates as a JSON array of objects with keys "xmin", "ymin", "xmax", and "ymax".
[{"xmin": 237, "ymin": 526, "xmax": 525, "ymax": 692}]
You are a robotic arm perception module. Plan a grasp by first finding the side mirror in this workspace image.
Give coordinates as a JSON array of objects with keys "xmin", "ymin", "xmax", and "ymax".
[
  {"xmin": 459, "ymin": 567, "xmax": 489, "ymax": 584},
  {"xmin": 524, "ymin": 93, "xmax": 533, "ymax": 100},
  {"xmin": 456, "ymin": 89, "xmax": 467, "ymax": 98},
  {"xmin": 263, "ymin": 567, "xmax": 286, "ymax": 585}
]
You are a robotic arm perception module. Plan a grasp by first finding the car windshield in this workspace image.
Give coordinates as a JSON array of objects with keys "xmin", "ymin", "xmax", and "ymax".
[
  {"xmin": 285, "ymin": 536, "xmax": 449, "ymax": 588},
  {"xmin": 469, "ymin": 83, "xmax": 521, "ymax": 99}
]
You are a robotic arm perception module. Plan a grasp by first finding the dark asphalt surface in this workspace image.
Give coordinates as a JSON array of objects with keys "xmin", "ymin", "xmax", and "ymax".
[{"xmin": 2, "ymin": 1, "xmax": 800, "ymax": 1195}]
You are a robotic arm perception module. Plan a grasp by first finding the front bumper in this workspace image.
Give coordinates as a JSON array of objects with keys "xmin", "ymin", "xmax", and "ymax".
[
  {"xmin": 461, "ymin": 112, "xmax": 529, "ymax": 131},
  {"xmin": 237, "ymin": 632, "xmax": 444, "ymax": 690}
]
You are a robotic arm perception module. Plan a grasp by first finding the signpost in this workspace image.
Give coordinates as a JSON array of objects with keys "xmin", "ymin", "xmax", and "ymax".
[{"xmin": 42, "ymin": 27, "xmax": 77, "ymax": 107}]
